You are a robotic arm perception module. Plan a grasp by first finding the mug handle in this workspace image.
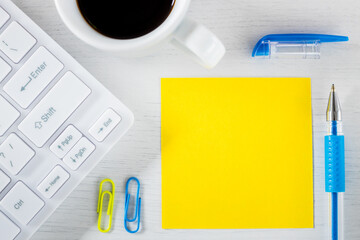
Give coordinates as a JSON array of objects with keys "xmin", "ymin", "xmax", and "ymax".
[{"xmin": 172, "ymin": 18, "xmax": 226, "ymax": 68}]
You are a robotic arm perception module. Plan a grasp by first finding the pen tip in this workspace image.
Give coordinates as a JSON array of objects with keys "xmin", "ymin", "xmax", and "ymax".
[{"xmin": 331, "ymin": 84, "xmax": 335, "ymax": 92}]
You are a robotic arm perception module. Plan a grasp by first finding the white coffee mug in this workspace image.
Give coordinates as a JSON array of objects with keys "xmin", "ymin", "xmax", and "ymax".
[{"xmin": 54, "ymin": 0, "xmax": 225, "ymax": 68}]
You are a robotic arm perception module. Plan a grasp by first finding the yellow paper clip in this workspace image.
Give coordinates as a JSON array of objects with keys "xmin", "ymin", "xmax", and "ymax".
[{"xmin": 97, "ymin": 179, "xmax": 115, "ymax": 233}]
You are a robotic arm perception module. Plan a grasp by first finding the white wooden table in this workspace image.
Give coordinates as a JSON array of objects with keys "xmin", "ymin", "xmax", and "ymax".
[{"xmin": 13, "ymin": 0, "xmax": 360, "ymax": 239}]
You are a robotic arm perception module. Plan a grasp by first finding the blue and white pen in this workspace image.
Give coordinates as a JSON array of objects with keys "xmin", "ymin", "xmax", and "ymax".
[{"xmin": 325, "ymin": 84, "xmax": 345, "ymax": 240}]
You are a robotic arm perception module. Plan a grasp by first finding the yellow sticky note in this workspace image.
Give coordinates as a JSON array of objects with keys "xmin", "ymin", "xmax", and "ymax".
[{"xmin": 161, "ymin": 78, "xmax": 313, "ymax": 229}]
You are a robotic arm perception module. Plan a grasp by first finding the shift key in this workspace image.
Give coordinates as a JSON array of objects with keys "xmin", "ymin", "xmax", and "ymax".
[{"xmin": 18, "ymin": 72, "xmax": 91, "ymax": 147}]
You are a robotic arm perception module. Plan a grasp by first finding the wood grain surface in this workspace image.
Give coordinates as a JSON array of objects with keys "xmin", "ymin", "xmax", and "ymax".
[{"xmin": 12, "ymin": 0, "xmax": 360, "ymax": 239}]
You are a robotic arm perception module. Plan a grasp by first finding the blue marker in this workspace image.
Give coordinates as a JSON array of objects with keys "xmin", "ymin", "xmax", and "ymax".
[{"xmin": 325, "ymin": 84, "xmax": 345, "ymax": 240}]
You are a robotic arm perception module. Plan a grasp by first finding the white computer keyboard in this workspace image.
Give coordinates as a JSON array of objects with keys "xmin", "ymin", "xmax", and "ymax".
[{"xmin": 0, "ymin": 0, "xmax": 134, "ymax": 239}]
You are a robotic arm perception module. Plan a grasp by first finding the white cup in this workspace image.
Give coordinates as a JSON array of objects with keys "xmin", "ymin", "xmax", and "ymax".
[{"xmin": 54, "ymin": 0, "xmax": 225, "ymax": 68}]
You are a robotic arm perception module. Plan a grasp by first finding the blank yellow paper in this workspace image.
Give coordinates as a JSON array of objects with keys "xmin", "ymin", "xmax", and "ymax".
[{"xmin": 161, "ymin": 77, "xmax": 313, "ymax": 229}]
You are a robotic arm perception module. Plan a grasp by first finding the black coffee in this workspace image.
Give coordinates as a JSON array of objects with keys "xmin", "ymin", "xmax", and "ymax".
[{"xmin": 77, "ymin": 0, "xmax": 175, "ymax": 39}]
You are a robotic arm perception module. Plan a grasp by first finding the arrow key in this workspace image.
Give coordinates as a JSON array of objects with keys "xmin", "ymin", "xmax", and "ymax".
[
  {"xmin": 50, "ymin": 125, "xmax": 82, "ymax": 158},
  {"xmin": 37, "ymin": 165, "xmax": 70, "ymax": 198},
  {"xmin": 63, "ymin": 137, "xmax": 95, "ymax": 170},
  {"xmin": 89, "ymin": 109, "xmax": 122, "ymax": 142}
]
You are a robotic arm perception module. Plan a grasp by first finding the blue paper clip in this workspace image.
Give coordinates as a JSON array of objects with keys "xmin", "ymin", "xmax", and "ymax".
[{"xmin": 124, "ymin": 177, "xmax": 141, "ymax": 233}]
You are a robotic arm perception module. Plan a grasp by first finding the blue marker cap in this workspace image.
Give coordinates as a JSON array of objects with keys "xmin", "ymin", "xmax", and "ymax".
[{"xmin": 252, "ymin": 34, "xmax": 349, "ymax": 59}]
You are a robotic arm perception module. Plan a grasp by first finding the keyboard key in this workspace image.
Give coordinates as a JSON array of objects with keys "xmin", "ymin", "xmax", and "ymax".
[
  {"xmin": 89, "ymin": 109, "xmax": 122, "ymax": 142},
  {"xmin": 63, "ymin": 137, "xmax": 95, "ymax": 170},
  {"xmin": 19, "ymin": 72, "xmax": 91, "ymax": 147},
  {"xmin": 0, "ymin": 7, "xmax": 9, "ymax": 29},
  {"xmin": 4, "ymin": 46, "xmax": 64, "ymax": 108},
  {"xmin": 0, "ymin": 57, "xmax": 11, "ymax": 82},
  {"xmin": 0, "ymin": 133, "xmax": 35, "ymax": 175},
  {"xmin": 0, "ymin": 22, "xmax": 36, "ymax": 63},
  {"xmin": 0, "ymin": 95, "xmax": 20, "ymax": 136},
  {"xmin": 37, "ymin": 165, "xmax": 70, "ymax": 198},
  {"xmin": 0, "ymin": 170, "xmax": 10, "ymax": 192},
  {"xmin": 0, "ymin": 211, "xmax": 20, "ymax": 240},
  {"xmin": 1, "ymin": 182, "xmax": 44, "ymax": 225},
  {"xmin": 50, "ymin": 125, "xmax": 82, "ymax": 158}
]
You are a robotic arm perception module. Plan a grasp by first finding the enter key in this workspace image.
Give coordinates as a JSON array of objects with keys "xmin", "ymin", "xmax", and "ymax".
[{"xmin": 4, "ymin": 46, "xmax": 64, "ymax": 108}]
